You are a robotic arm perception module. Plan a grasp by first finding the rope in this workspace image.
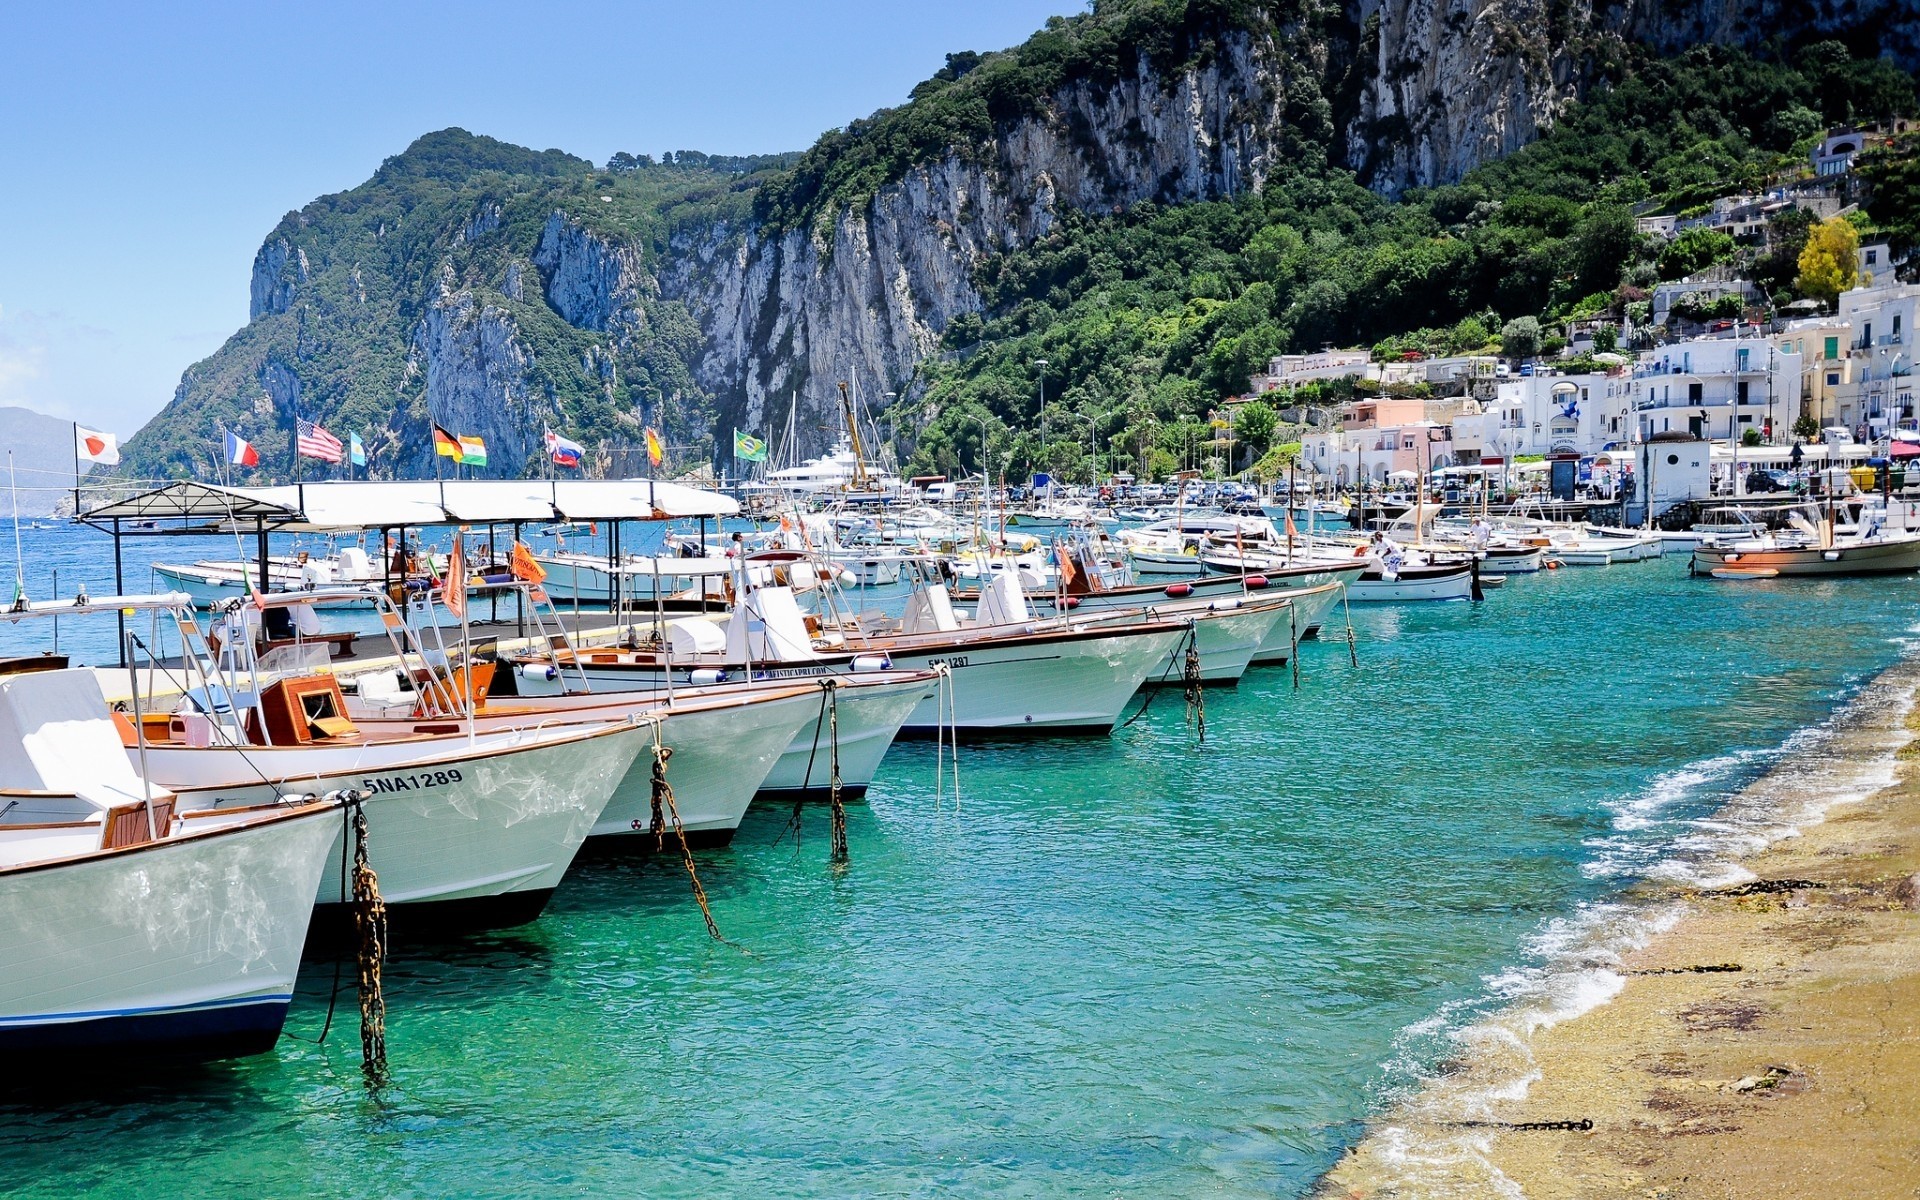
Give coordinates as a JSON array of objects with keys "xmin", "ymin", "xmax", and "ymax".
[
  {"xmin": 932, "ymin": 663, "xmax": 960, "ymax": 810},
  {"xmin": 1289, "ymin": 600, "xmax": 1301, "ymax": 691},
  {"xmin": 1341, "ymin": 589, "xmax": 1359, "ymax": 668},
  {"xmin": 780, "ymin": 683, "xmax": 832, "ymax": 847},
  {"xmin": 1121, "ymin": 618, "xmax": 1197, "ymax": 730},
  {"xmin": 647, "ymin": 729, "xmax": 733, "ymax": 946},
  {"xmin": 350, "ymin": 799, "xmax": 388, "ymax": 1087}
]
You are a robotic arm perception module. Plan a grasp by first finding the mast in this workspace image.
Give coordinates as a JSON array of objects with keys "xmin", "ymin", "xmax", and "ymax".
[{"xmin": 837, "ymin": 381, "xmax": 871, "ymax": 492}]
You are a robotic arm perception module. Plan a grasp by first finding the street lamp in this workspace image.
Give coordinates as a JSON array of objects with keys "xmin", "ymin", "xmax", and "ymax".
[
  {"xmin": 1032, "ymin": 359, "xmax": 1049, "ymax": 484},
  {"xmin": 1065, "ymin": 411, "xmax": 1100, "ymax": 486}
]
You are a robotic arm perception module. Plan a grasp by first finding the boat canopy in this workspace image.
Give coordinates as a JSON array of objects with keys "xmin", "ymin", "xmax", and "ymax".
[{"xmin": 79, "ymin": 478, "xmax": 740, "ymax": 531}]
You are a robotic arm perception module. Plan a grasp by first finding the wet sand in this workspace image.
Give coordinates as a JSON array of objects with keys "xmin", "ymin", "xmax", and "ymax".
[{"xmin": 1320, "ymin": 666, "xmax": 1920, "ymax": 1199}]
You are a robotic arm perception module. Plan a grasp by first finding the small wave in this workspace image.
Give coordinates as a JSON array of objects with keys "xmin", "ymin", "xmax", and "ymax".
[{"xmin": 1353, "ymin": 656, "xmax": 1920, "ymax": 1195}]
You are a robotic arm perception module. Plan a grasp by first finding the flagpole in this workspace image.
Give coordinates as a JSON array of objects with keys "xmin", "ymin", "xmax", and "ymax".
[{"xmin": 71, "ymin": 423, "xmax": 80, "ymax": 520}]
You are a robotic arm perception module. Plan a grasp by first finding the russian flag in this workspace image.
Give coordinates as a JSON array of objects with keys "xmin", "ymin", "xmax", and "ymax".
[
  {"xmin": 545, "ymin": 428, "xmax": 584, "ymax": 468},
  {"xmin": 225, "ymin": 430, "xmax": 260, "ymax": 468}
]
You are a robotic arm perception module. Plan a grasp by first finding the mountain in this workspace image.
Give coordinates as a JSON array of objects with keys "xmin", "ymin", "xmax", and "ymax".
[
  {"xmin": 0, "ymin": 406, "xmax": 95, "ymax": 517},
  {"xmin": 119, "ymin": 0, "xmax": 1918, "ymax": 484}
]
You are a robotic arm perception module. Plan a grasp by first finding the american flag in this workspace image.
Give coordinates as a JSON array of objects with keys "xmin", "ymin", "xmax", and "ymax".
[{"xmin": 296, "ymin": 418, "xmax": 344, "ymax": 463}]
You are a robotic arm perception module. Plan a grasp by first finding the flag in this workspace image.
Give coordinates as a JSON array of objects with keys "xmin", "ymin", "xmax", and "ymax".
[
  {"xmin": 224, "ymin": 430, "xmax": 260, "ymax": 468},
  {"xmin": 509, "ymin": 540, "xmax": 546, "ymax": 585},
  {"xmin": 349, "ymin": 432, "xmax": 367, "ymax": 467},
  {"xmin": 457, "ymin": 435, "xmax": 488, "ymax": 468},
  {"xmin": 645, "ymin": 427, "xmax": 664, "ymax": 467},
  {"xmin": 509, "ymin": 539, "xmax": 547, "ymax": 604},
  {"xmin": 544, "ymin": 428, "xmax": 584, "ymax": 468},
  {"xmin": 434, "ymin": 425, "xmax": 463, "ymax": 462},
  {"xmin": 74, "ymin": 425, "xmax": 120, "ymax": 466},
  {"xmin": 443, "ymin": 535, "xmax": 467, "ymax": 620},
  {"xmin": 296, "ymin": 419, "xmax": 344, "ymax": 463},
  {"xmin": 733, "ymin": 429, "xmax": 768, "ymax": 462}
]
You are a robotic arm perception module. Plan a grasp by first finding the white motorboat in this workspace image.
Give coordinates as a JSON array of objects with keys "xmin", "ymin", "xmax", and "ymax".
[
  {"xmin": 510, "ymin": 580, "xmax": 1188, "ymax": 737},
  {"xmin": 502, "ymin": 670, "xmax": 937, "ymax": 807},
  {"xmin": 104, "ymin": 589, "xmax": 658, "ymax": 930},
  {"xmin": 0, "ymin": 667, "xmax": 342, "ymax": 1062},
  {"xmin": 1349, "ymin": 561, "xmax": 1476, "ymax": 601},
  {"xmin": 153, "ymin": 552, "xmax": 379, "ymax": 610}
]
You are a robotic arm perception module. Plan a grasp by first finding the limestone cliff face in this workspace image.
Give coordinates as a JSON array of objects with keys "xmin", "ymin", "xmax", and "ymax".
[
  {"xmin": 533, "ymin": 211, "xmax": 650, "ymax": 336},
  {"xmin": 407, "ymin": 281, "xmax": 539, "ymax": 474},
  {"xmin": 663, "ymin": 28, "xmax": 1295, "ymax": 444},
  {"xmin": 1346, "ymin": 0, "xmax": 1920, "ymax": 194},
  {"xmin": 250, "ymin": 237, "xmax": 308, "ymax": 319}
]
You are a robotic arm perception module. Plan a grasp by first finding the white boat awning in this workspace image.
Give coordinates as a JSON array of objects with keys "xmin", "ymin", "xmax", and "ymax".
[
  {"xmin": 550, "ymin": 479, "xmax": 739, "ymax": 520},
  {"xmin": 81, "ymin": 477, "xmax": 738, "ymax": 530}
]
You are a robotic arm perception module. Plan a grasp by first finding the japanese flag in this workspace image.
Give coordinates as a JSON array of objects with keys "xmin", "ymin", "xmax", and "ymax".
[{"xmin": 75, "ymin": 425, "xmax": 120, "ymax": 466}]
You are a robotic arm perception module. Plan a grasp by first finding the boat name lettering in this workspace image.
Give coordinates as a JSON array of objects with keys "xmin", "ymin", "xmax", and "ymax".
[
  {"xmin": 361, "ymin": 768, "xmax": 465, "ymax": 793},
  {"xmin": 926, "ymin": 656, "xmax": 969, "ymax": 669}
]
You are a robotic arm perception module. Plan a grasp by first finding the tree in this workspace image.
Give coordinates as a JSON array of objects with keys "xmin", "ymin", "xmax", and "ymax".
[
  {"xmin": 1793, "ymin": 413, "xmax": 1822, "ymax": 440},
  {"xmin": 1501, "ymin": 316, "xmax": 1543, "ymax": 359},
  {"xmin": 1592, "ymin": 324, "xmax": 1618, "ymax": 353},
  {"xmin": 1657, "ymin": 227, "xmax": 1736, "ymax": 280},
  {"xmin": 1232, "ymin": 401, "xmax": 1278, "ymax": 456},
  {"xmin": 1797, "ymin": 216, "xmax": 1860, "ymax": 305}
]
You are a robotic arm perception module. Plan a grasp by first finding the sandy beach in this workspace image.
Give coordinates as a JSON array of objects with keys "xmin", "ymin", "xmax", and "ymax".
[{"xmin": 1321, "ymin": 661, "xmax": 1920, "ymax": 1199}]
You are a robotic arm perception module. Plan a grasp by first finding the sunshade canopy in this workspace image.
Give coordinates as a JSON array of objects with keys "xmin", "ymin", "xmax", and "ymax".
[{"xmin": 79, "ymin": 478, "xmax": 739, "ymax": 532}]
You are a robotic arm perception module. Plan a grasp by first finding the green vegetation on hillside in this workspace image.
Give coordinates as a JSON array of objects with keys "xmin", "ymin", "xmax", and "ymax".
[
  {"xmin": 122, "ymin": 131, "xmax": 792, "ymax": 482},
  {"xmin": 899, "ymin": 42, "xmax": 1918, "ymax": 481},
  {"xmin": 753, "ymin": 0, "xmax": 1293, "ymax": 233}
]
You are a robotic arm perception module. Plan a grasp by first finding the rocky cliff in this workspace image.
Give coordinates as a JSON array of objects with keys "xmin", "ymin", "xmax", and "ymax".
[
  {"xmin": 1347, "ymin": 0, "xmax": 1920, "ymax": 194},
  {"xmin": 664, "ymin": 25, "xmax": 1296, "ymax": 440},
  {"xmin": 118, "ymin": 0, "xmax": 1912, "ymax": 481}
]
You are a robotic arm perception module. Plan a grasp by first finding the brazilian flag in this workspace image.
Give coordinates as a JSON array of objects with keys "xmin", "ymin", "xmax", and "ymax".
[{"xmin": 733, "ymin": 429, "xmax": 768, "ymax": 462}]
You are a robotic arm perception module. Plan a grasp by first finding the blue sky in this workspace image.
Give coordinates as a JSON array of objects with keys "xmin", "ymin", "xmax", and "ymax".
[{"xmin": 0, "ymin": 1, "xmax": 1074, "ymax": 436}]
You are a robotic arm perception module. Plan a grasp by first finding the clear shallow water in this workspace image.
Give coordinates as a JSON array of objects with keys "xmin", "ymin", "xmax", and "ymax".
[{"xmin": 2, "ymin": 537, "xmax": 1917, "ymax": 1198}]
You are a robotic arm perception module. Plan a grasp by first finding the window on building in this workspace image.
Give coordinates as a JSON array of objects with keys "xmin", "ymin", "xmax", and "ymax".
[
  {"xmin": 1897, "ymin": 314, "xmax": 1904, "ymax": 341},
  {"xmin": 1737, "ymin": 381, "xmax": 1749, "ymax": 405},
  {"xmin": 1828, "ymin": 372, "xmax": 1842, "ymax": 387},
  {"xmin": 1688, "ymin": 382, "xmax": 1703, "ymax": 403},
  {"xmin": 1737, "ymin": 348, "xmax": 1750, "ymax": 371},
  {"xmin": 1866, "ymin": 321, "xmax": 1874, "ymax": 345},
  {"xmin": 1868, "ymin": 249, "xmax": 1879, "ymax": 266},
  {"xmin": 1826, "ymin": 336, "xmax": 1840, "ymax": 360}
]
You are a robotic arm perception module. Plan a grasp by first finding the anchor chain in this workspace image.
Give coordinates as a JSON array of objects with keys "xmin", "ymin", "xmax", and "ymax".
[
  {"xmin": 827, "ymin": 681, "xmax": 848, "ymax": 865},
  {"xmin": 648, "ymin": 739, "xmax": 730, "ymax": 945},
  {"xmin": 1182, "ymin": 623, "xmax": 1205, "ymax": 744}
]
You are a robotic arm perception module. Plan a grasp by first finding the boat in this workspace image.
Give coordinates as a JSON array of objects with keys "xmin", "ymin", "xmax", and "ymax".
[
  {"xmin": 1691, "ymin": 515, "xmax": 1920, "ymax": 577},
  {"xmin": 114, "ymin": 589, "xmax": 658, "ymax": 931},
  {"xmin": 508, "ymin": 577, "xmax": 1190, "ymax": 738},
  {"xmin": 0, "ymin": 663, "xmax": 342, "ymax": 1063},
  {"xmin": 1349, "ymin": 561, "xmax": 1477, "ymax": 602}
]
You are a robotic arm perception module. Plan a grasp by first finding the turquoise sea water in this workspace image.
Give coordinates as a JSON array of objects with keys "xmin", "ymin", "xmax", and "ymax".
[{"xmin": 2, "ymin": 528, "xmax": 1917, "ymax": 1197}]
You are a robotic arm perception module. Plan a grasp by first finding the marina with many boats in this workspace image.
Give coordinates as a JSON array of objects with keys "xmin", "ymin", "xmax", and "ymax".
[{"xmin": 8, "ymin": 464, "xmax": 1920, "ymax": 1067}]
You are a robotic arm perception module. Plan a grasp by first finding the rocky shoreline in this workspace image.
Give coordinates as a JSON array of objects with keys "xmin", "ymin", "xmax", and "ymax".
[{"xmin": 1319, "ymin": 659, "xmax": 1920, "ymax": 1199}]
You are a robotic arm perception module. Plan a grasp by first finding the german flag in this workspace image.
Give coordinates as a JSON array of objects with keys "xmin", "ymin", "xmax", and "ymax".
[{"xmin": 433, "ymin": 424, "xmax": 464, "ymax": 462}]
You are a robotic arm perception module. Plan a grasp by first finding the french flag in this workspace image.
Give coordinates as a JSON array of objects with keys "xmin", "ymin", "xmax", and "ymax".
[
  {"xmin": 225, "ymin": 430, "xmax": 260, "ymax": 468},
  {"xmin": 545, "ymin": 428, "xmax": 584, "ymax": 468}
]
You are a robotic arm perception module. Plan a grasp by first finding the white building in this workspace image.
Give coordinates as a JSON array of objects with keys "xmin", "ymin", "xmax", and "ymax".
[
  {"xmin": 1249, "ymin": 348, "xmax": 1371, "ymax": 393},
  {"xmin": 1630, "ymin": 336, "xmax": 1803, "ymax": 442},
  {"xmin": 1446, "ymin": 372, "xmax": 1636, "ymax": 462},
  {"xmin": 1832, "ymin": 281, "xmax": 1918, "ymax": 435}
]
